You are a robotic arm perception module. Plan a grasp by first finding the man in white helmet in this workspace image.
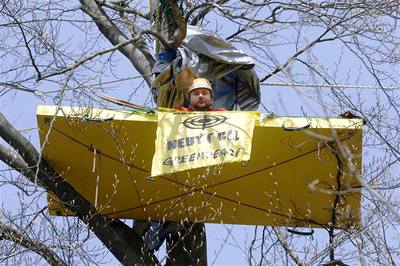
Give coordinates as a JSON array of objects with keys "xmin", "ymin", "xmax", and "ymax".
[
  {"xmin": 176, "ymin": 78, "xmax": 226, "ymax": 112},
  {"xmin": 147, "ymin": 78, "xmax": 224, "ymax": 264}
]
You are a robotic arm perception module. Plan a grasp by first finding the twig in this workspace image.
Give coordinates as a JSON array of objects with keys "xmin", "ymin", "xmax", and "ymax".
[{"xmin": 0, "ymin": 220, "xmax": 67, "ymax": 266}]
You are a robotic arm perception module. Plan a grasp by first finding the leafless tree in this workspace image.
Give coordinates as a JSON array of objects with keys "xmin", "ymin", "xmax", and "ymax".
[{"xmin": 0, "ymin": 0, "xmax": 399, "ymax": 265}]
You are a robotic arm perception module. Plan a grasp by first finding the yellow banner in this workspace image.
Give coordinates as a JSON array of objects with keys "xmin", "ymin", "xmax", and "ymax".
[{"xmin": 151, "ymin": 111, "xmax": 258, "ymax": 176}]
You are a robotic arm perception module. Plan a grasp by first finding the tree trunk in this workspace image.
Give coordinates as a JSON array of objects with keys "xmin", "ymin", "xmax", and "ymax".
[{"xmin": 166, "ymin": 223, "xmax": 207, "ymax": 266}]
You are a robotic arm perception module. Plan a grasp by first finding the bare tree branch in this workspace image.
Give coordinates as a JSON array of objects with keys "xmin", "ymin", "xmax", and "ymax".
[
  {"xmin": 0, "ymin": 221, "xmax": 67, "ymax": 266},
  {"xmin": 40, "ymin": 33, "xmax": 149, "ymax": 80},
  {"xmin": 260, "ymin": 28, "xmax": 334, "ymax": 82},
  {"xmin": 0, "ymin": 112, "xmax": 159, "ymax": 265},
  {"xmin": 11, "ymin": 16, "xmax": 42, "ymax": 80},
  {"xmin": 79, "ymin": 0, "xmax": 154, "ymax": 86},
  {"xmin": 189, "ymin": 0, "xmax": 230, "ymax": 26},
  {"xmin": 272, "ymin": 227, "xmax": 306, "ymax": 266},
  {"xmin": 0, "ymin": 144, "xmax": 37, "ymax": 183},
  {"xmin": 96, "ymin": 0, "xmax": 150, "ymax": 20}
]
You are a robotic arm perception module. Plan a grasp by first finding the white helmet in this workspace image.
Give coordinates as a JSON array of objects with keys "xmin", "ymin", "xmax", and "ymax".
[{"xmin": 188, "ymin": 78, "xmax": 213, "ymax": 94}]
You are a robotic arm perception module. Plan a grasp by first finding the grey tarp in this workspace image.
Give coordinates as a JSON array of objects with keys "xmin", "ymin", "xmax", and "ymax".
[{"xmin": 152, "ymin": 25, "xmax": 260, "ymax": 110}]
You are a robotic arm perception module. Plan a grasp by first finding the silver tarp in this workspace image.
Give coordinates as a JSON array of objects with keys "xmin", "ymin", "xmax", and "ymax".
[{"xmin": 152, "ymin": 25, "xmax": 260, "ymax": 111}]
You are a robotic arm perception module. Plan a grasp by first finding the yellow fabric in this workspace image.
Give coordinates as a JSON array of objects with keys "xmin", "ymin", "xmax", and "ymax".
[
  {"xmin": 36, "ymin": 106, "xmax": 362, "ymax": 228},
  {"xmin": 151, "ymin": 111, "xmax": 258, "ymax": 176}
]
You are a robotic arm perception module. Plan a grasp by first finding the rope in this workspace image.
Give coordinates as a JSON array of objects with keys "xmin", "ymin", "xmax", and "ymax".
[
  {"xmin": 261, "ymin": 82, "xmax": 399, "ymax": 91},
  {"xmin": 256, "ymin": 63, "xmax": 398, "ymax": 91},
  {"xmin": 95, "ymin": 92, "xmax": 156, "ymax": 114}
]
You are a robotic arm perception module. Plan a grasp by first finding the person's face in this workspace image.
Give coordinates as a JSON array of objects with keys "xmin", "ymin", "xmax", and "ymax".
[{"xmin": 189, "ymin": 88, "xmax": 212, "ymax": 111}]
